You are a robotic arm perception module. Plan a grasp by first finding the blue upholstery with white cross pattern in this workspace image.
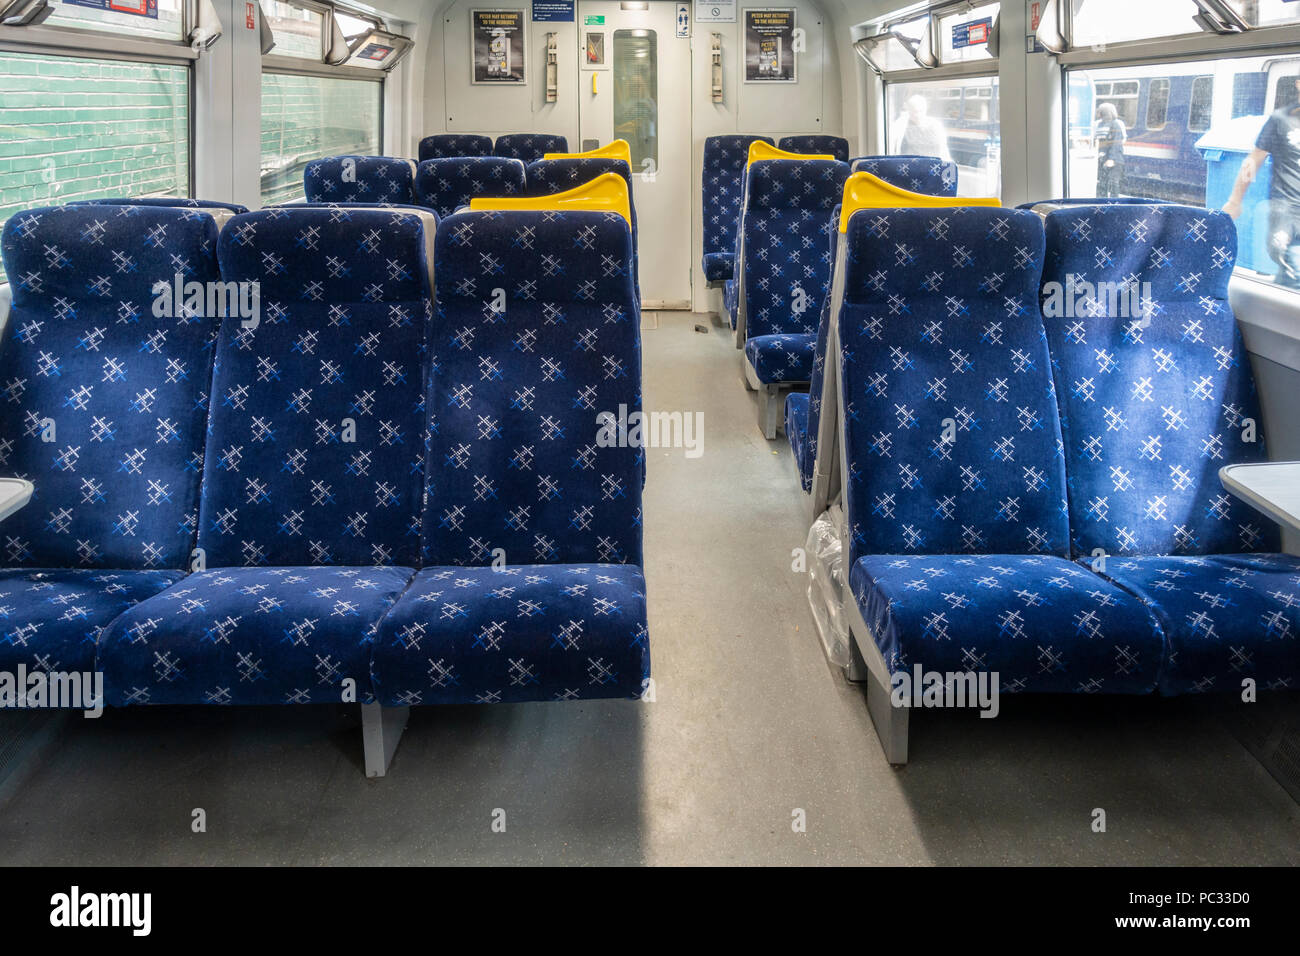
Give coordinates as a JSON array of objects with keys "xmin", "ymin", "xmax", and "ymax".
[
  {"xmin": 419, "ymin": 134, "xmax": 493, "ymax": 162},
  {"xmin": 1040, "ymin": 204, "xmax": 1276, "ymax": 558},
  {"xmin": 1039, "ymin": 203, "xmax": 1296, "ymax": 695},
  {"xmin": 303, "ymin": 156, "xmax": 417, "ymax": 205},
  {"xmin": 524, "ymin": 157, "xmax": 639, "ymax": 288},
  {"xmin": 71, "ymin": 198, "xmax": 249, "ymax": 214},
  {"xmin": 96, "ymin": 207, "xmax": 434, "ymax": 707},
  {"xmin": 415, "ymin": 157, "xmax": 526, "ymax": 219},
  {"xmin": 851, "ymin": 156, "xmax": 957, "ymax": 196},
  {"xmin": 493, "ymin": 133, "xmax": 568, "ymax": 163},
  {"xmin": 838, "ymin": 206, "xmax": 1165, "ymax": 694},
  {"xmin": 702, "ymin": 135, "xmax": 773, "ymax": 282},
  {"xmin": 779, "ymin": 135, "xmax": 850, "ymax": 162},
  {"xmin": 0, "ymin": 204, "xmax": 222, "ymax": 570},
  {"xmin": 370, "ymin": 208, "xmax": 649, "ymax": 706},
  {"xmin": 740, "ymin": 159, "xmax": 847, "ymax": 385}
]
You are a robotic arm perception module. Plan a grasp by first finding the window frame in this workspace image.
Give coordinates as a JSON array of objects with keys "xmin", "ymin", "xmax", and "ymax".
[
  {"xmin": 0, "ymin": 11, "xmax": 198, "ymax": 213},
  {"xmin": 857, "ymin": 1, "xmax": 1001, "ymax": 77}
]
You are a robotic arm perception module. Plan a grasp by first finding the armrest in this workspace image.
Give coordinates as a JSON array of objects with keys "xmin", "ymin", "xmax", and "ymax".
[
  {"xmin": 0, "ymin": 477, "xmax": 33, "ymax": 523},
  {"xmin": 1219, "ymin": 461, "xmax": 1300, "ymax": 534}
]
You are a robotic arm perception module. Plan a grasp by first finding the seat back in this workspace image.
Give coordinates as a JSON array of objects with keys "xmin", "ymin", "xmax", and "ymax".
[
  {"xmin": 798, "ymin": 203, "xmax": 843, "ymax": 488},
  {"xmin": 414, "ymin": 158, "xmax": 526, "ymax": 219},
  {"xmin": 837, "ymin": 206, "xmax": 1065, "ymax": 563},
  {"xmin": 493, "ymin": 133, "xmax": 569, "ymax": 163},
  {"xmin": 0, "ymin": 204, "xmax": 224, "ymax": 569},
  {"xmin": 424, "ymin": 208, "xmax": 642, "ymax": 567},
  {"xmin": 850, "ymin": 155, "xmax": 957, "ymax": 196},
  {"xmin": 740, "ymin": 159, "xmax": 848, "ymax": 340},
  {"xmin": 303, "ymin": 156, "xmax": 417, "ymax": 204},
  {"xmin": 1040, "ymin": 203, "xmax": 1276, "ymax": 556},
  {"xmin": 71, "ymin": 198, "xmax": 249, "ymax": 215},
  {"xmin": 779, "ymin": 135, "xmax": 850, "ymax": 162},
  {"xmin": 418, "ymin": 134, "xmax": 493, "ymax": 162},
  {"xmin": 525, "ymin": 157, "xmax": 638, "ymax": 284},
  {"xmin": 702, "ymin": 135, "xmax": 774, "ymax": 268},
  {"xmin": 200, "ymin": 207, "xmax": 435, "ymax": 567}
]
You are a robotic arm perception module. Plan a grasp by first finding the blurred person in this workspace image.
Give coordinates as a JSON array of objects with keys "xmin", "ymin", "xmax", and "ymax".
[
  {"xmin": 1224, "ymin": 76, "xmax": 1300, "ymax": 288},
  {"xmin": 1094, "ymin": 102, "xmax": 1126, "ymax": 198},
  {"xmin": 894, "ymin": 94, "xmax": 951, "ymax": 162}
]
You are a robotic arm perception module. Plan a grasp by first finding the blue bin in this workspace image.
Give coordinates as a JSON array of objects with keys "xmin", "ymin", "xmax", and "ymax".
[{"xmin": 1198, "ymin": 117, "xmax": 1271, "ymax": 276}]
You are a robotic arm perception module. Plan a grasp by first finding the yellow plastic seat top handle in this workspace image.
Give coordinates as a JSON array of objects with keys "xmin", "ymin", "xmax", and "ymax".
[
  {"xmin": 746, "ymin": 140, "xmax": 835, "ymax": 167},
  {"xmin": 468, "ymin": 171, "xmax": 633, "ymax": 228},
  {"xmin": 838, "ymin": 170, "xmax": 1000, "ymax": 232},
  {"xmin": 542, "ymin": 139, "xmax": 632, "ymax": 165}
]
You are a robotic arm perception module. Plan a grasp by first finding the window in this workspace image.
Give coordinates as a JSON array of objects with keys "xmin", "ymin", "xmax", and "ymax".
[
  {"xmin": 1146, "ymin": 79, "xmax": 1171, "ymax": 130},
  {"xmin": 857, "ymin": 4, "xmax": 1002, "ymax": 73},
  {"xmin": 1189, "ymin": 76, "xmax": 1214, "ymax": 132},
  {"xmin": 936, "ymin": 2, "xmax": 998, "ymax": 65},
  {"xmin": 1065, "ymin": 54, "xmax": 1300, "ymax": 286},
  {"xmin": 613, "ymin": 29, "xmax": 658, "ymax": 173},
  {"xmin": 0, "ymin": 50, "xmax": 190, "ymax": 284},
  {"xmin": 1067, "ymin": 0, "xmax": 1202, "ymax": 48},
  {"xmin": 262, "ymin": 0, "xmax": 326, "ymax": 60},
  {"xmin": 1094, "ymin": 79, "xmax": 1140, "ymax": 128},
  {"xmin": 46, "ymin": 0, "xmax": 187, "ymax": 42},
  {"xmin": 885, "ymin": 77, "xmax": 1001, "ymax": 198},
  {"xmin": 260, "ymin": 73, "xmax": 382, "ymax": 205}
]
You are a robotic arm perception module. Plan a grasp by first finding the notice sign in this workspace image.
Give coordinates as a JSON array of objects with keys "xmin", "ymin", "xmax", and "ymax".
[
  {"xmin": 952, "ymin": 16, "xmax": 992, "ymax": 48},
  {"xmin": 531, "ymin": 0, "xmax": 573, "ymax": 22},
  {"xmin": 472, "ymin": 9, "xmax": 527, "ymax": 84},
  {"xmin": 696, "ymin": 0, "xmax": 736, "ymax": 23},
  {"xmin": 64, "ymin": 0, "xmax": 157, "ymax": 18},
  {"xmin": 744, "ymin": 8, "xmax": 796, "ymax": 83}
]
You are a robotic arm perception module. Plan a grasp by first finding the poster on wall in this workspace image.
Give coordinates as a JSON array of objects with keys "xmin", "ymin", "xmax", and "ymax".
[
  {"xmin": 471, "ymin": 9, "xmax": 527, "ymax": 84},
  {"xmin": 743, "ymin": 8, "xmax": 796, "ymax": 83}
]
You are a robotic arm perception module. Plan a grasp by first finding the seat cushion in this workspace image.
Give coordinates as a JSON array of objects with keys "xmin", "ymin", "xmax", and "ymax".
[
  {"xmin": 745, "ymin": 333, "xmax": 816, "ymax": 384},
  {"xmin": 1094, "ymin": 553, "xmax": 1300, "ymax": 695},
  {"xmin": 372, "ymin": 564, "xmax": 649, "ymax": 706},
  {"xmin": 850, "ymin": 554, "xmax": 1162, "ymax": 694},
  {"xmin": 785, "ymin": 392, "xmax": 811, "ymax": 490},
  {"xmin": 703, "ymin": 252, "xmax": 733, "ymax": 282},
  {"xmin": 0, "ymin": 569, "xmax": 182, "ymax": 676},
  {"xmin": 97, "ymin": 565, "xmax": 414, "ymax": 706}
]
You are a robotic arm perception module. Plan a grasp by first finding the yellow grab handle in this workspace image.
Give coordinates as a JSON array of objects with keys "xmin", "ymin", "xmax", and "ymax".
[
  {"xmin": 838, "ymin": 170, "xmax": 1000, "ymax": 232},
  {"xmin": 544, "ymin": 139, "xmax": 631, "ymax": 165},
  {"xmin": 469, "ymin": 171, "xmax": 632, "ymax": 228},
  {"xmin": 747, "ymin": 140, "xmax": 835, "ymax": 167}
]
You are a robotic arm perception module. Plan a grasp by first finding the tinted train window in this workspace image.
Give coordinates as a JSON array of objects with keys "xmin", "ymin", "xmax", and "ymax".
[
  {"xmin": 260, "ymin": 74, "xmax": 382, "ymax": 205},
  {"xmin": 1066, "ymin": 55, "xmax": 1296, "ymax": 287},
  {"xmin": 613, "ymin": 29, "xmax": 658, "ymax": 172},
  {"xmin": 885, "ymin": 77, "xmax": 1000, "ymax": 198},
  {"xmin": 0, "ymin": 50, "xmax": 190, "ymax": 285}
]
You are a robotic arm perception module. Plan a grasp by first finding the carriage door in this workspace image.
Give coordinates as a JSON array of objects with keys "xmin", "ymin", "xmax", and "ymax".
[{"xmin": 577, "ymin": 0, "xmax": 692, "ymax": 309}]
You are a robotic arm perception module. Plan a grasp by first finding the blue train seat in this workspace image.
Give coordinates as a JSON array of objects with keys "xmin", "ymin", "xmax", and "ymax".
[
  {"xmin": 492, "ymin": 133, "xmax": 568, "ymax": 163},
  {"xmin": 701, "ymin": 135, "xmax": 773, "ymax": 284},
  {"xmin": 850, "ymin": 156, "xmax": 957, "ymax": 196},
  {"xmin": 418, "ymin": 134, "xmax": 493, "ymax": 162},
  {"xmin": 415, "ymin": 157, "xmax": 526, "ymax": 219},
  {"xmin": 779, "ymin": 135, "xmax": 851, "ymax": 162},
  {"xmin": 303, "ymin": 156, "xmax": 418, "ymax": 204}
]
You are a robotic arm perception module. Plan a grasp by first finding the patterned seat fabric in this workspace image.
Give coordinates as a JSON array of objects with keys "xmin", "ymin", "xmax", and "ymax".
[
  {"xmin": 0, "ymin": 203, "xmax": 224, "ymax": 698},
  {"xmin": 371, "ymin": 208, "xmax": 649, "ymax": 706},
  {"xmin": 785, "ymin": 204, "xmax": 840, "ymax": 490},
  {"xmin": 701, "ymin": 135, "xmax": 773, "ymax": 283},
  {"xmin": 303, "ymin": 156, "xmax": 417, "ymax": 204},
  {"xmin": 722, "ymin": 278, "xmax": 739, "ymax": 328},
  {"xmin": 778, "ymin": 135, "xmax": 850, "ymax": 162},
  {"xmin": 99, "ymin": 207, "xmax": 436, "ymax": 706},
  {"xmin": 1041, "ymin": 204, "xmax": 1295, "ymax": 695},
  {"xmin": 850, "ymin": 155, "xmax": 957, "ymax": 196},
  {"xmin": 525, "ymin": 157, "xmax": 639, "ymax": 287},
  {"xmin": 0, "ymin": 204, "xmax": 222, "ymax": 569},
  {"xmin": 740, "ymin": 159, "xmax": 848, "ymax": 385},
  {"xmin": 0, "ymin": 569, "xmax": 182, "ymax": 675},
  {"xmin": 492, "ymin": 133, "xmax": 568, "ymax": 163},
  {"xmin": 415, "ymin": 157, "xmax": 526, "ymax": 219},
  {"xmin": 838, "ymin": 207, "xmax": 1163, "ymax": 692},
  {"xmin": 418, "ymin": 134, "xmax": 493, "ymax": 162},
  {"xmin": 71, "ymin": 198, "xmax": 249, "ymax": 214},
  {"xmin": 1040, "ymin": 205, "xmax": 1275, "ymax": 557}
]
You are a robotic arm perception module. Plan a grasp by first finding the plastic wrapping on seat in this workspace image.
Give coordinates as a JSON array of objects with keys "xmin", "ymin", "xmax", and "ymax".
[{"xmin": 805, "ymin": 502, "xmax": 850, "ymax": 668}]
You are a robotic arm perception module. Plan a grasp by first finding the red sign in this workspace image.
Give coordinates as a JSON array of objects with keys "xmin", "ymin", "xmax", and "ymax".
[
  {"xmin": 246, "ymin": 1, "xmax": 256, "ymax": 29},
  {"xmin": 1030, "ymin": 1, "xmax": 1042, "ymax": 31},
  {"xmin": 969, "ymin": 22, "xmax": 988, "ymax": 44}
]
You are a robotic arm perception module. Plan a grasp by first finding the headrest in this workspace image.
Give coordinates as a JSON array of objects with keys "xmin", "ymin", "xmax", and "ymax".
[
  {"xmin": 838, "ymin": 170, "xmax": 998, "ymax": 232},
  {"xmin": 544, "ymin": 139, "xmax": 632, "ymax": 165},
  {"xmin": 748, "ymin": 140, "xmax": 833, "ymax": 167},
  {"xmin": 470, "ymin": 171, "xmax": 632, "ymax": 228},
  {"xmin": 745, "ymin": 159, "xmax": 849, "ymax": 211}
]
